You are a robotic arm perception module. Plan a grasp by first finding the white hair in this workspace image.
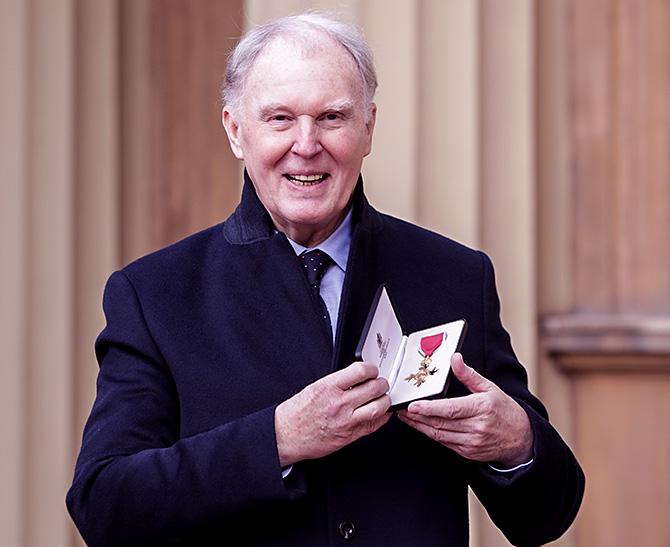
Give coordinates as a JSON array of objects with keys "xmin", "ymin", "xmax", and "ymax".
[{"xmin": 223, "ymin": 12, "xmax": 378, "ymax": 114}]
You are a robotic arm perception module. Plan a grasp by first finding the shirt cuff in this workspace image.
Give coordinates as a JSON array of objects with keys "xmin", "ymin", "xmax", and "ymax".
[
  {"xmin": 488, "ymin": 458, "xmax": 534, "ymax": 474},
  {"xmin": 281, "ymin": 464, "xmax": 293, "ymax": 479}
]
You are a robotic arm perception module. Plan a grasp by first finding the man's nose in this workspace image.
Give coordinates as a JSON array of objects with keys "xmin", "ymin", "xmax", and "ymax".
[{"xmin": 291, "ymin": 116, "xmax": 323, "ymax": 157}]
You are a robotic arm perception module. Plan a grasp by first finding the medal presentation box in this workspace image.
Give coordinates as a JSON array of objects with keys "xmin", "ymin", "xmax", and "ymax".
[{"xmin": 356, "ymin": 285, "xmax": 467, "ymax": 408}]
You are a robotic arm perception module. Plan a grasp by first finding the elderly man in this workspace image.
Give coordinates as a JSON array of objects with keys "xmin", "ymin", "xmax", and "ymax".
[{"xmin": 67, "ymin": 12, "xmax": 584, "ymax": 546}]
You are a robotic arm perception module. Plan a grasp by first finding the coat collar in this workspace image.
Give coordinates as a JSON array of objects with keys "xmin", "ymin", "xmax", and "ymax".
[{"xmin": 223, "ymin": 169, "xmax": 384, "ymax": 245}]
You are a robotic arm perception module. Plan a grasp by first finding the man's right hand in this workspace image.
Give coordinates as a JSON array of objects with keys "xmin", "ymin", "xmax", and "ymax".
[{"xmin": 274, "ymin": 362, "xmax": 392, "ymax": 466}]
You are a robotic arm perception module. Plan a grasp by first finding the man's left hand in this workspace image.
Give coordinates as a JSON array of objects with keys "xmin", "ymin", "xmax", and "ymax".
[{"xmin": 397, "ymin": 353, "xmax": 533, "ymax": 468}]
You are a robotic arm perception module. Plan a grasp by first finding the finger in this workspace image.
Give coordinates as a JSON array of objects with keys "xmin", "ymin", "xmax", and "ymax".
[
  {"xmin": 352, "ymin": 393, "xmax": 392, "ymax": 423},
  {"xmin": 396, "ymin": 409, "xmax": 473, "ymax": 433},
  {"xmin": 368, "ymin": 410, "xmax": 393, "ymax": 432},
  {"xmin": 344, "ymin": 376, "xmax": 390, "ymax": 408},
  {"xmin": 397, "ymin": 413, "xmax": 471, "ymax": 449},
  {"xmin": 450, "ymin": 353, "xmax": 495, "ymax": 394},
  {"xmin": 332, "ymin": 362, "xmax": 380, "ymax": 390},
  {"xmin": 406, "ymin": 394, "xmax": 481, "ymax": 420},
  {"xmin": 353, "ymin": 410, "xmax": 393, "ymax": 439}
]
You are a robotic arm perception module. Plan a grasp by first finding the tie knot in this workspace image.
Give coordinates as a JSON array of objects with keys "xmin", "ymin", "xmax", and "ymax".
[{"xmin": 299, "ymin": 249, "xmax": 333, "ymax": 290}]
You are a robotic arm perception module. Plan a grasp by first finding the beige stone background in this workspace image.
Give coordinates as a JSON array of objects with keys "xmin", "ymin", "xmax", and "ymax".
[{"xmin": 1, "ymin": 1, "xmax": 669, "ymax": 546}]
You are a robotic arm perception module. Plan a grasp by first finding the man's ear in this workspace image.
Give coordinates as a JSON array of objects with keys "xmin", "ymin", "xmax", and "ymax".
[
  {"xmin": 222, "ymin": 107, "xmax": 244, "ymax": 160},
  {"xmin": 363, "ymin": 103, "xmax": 377, "ymax": 157}
]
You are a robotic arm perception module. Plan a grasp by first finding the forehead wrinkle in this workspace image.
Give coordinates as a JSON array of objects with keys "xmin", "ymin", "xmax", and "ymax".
[{"xmin": 243, "ymin": 35, "xmax": 367, "ymax": 104}]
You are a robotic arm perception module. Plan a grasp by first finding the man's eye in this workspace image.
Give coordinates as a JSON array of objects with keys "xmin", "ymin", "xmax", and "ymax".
[
  {"xmin": 324, "ymin": 113, "xmax": 340, "ymax": 121},
  {"xmin": 272, "ymin": 115, "xmax": 288, "ymax": 122}
]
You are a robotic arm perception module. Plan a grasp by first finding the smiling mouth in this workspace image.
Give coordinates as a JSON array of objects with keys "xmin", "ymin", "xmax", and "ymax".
[{"xmin": 284, "ymin": 173, "xmax": 330, "ymax": 186}]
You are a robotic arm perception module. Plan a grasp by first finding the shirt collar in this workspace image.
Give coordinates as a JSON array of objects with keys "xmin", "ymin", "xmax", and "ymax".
[
  {"xmin": 222, "ymin": 170, "xmax": 383, "ymax": 246},
  {"xmin": 286, "ymin": 208, "xmax": 353, "ymax": 272}
]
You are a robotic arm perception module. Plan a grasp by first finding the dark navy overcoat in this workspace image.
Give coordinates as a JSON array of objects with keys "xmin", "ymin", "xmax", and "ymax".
[{"xmin": 67, "ymin": 175, "xmax": 584, "ymax": 546}]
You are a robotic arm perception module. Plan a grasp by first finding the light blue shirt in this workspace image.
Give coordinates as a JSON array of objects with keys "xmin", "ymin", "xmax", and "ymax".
[{"xmin": 286, "ymin": 209, "xmax": 352, "ymax": 343}]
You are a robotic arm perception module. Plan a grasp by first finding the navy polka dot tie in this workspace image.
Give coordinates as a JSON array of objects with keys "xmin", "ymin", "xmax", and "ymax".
[{"xmin": 299, "ymin": 249, "xmax": 333, "ymax": 334}]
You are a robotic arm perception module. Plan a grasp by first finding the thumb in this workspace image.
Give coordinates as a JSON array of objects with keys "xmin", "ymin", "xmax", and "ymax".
[{"xmin": 450, "ymin": 353, "xmax": 494, "ymax": 394}]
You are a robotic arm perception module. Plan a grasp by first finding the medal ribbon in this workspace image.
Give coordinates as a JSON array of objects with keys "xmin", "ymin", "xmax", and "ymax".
[{"xmin": 420, "ymin": 332, "xmax": 444, "ymax": 357}]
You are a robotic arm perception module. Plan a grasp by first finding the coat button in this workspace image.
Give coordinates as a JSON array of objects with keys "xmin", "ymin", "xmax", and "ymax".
[{"xmin": 338, "ymin": 520, "xmax": 355, "ymax": 540}]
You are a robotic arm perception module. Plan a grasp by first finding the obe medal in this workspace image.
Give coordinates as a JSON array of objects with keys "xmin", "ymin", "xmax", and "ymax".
[{"xmin": 404, "ymin": 332, "xmax": 445, "ymax": 387}]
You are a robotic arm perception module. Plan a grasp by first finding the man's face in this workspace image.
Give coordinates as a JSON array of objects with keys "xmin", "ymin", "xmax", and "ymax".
[{"xmin": 223, "ymin": 36, "xmax": 376, "ymax": 246}]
